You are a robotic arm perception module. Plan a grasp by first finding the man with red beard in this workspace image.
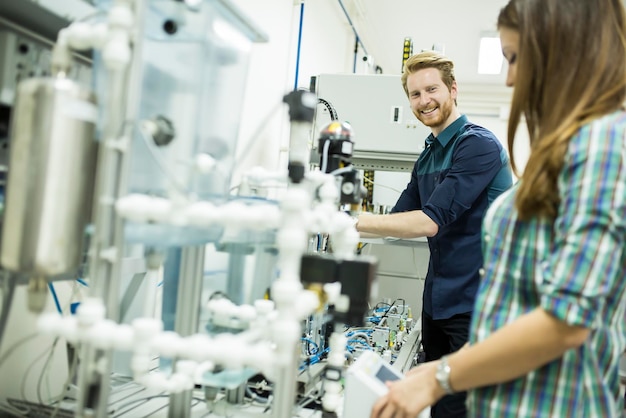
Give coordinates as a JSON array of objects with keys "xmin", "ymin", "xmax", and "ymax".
[{"xmin": 355, "ymin": 51, "xmax": 512, "ymax": 418}]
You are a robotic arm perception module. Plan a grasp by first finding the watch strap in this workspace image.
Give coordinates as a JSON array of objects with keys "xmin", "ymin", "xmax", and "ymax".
[{"xmin": 436, "ymin": 355, "xmax": 455, "ymax": 395}]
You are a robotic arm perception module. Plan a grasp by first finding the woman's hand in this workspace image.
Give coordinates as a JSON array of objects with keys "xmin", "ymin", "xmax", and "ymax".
[{"xmin": 370, "ymin": 361, "xmax": 446, "ymax": 418}]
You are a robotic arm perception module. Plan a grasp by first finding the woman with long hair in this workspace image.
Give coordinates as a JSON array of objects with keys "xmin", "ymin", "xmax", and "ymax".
[{"xmin": 371, "ymin": 0, "xmax": 626, "ymax": 416}]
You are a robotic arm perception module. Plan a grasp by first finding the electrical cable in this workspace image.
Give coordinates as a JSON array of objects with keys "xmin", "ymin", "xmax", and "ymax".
[
  {"xmin": 111, "ymin": 394, "xmax": 168, "ymax": 418},
  {"xmin": 62, "ymin": 280, "xmax": 84, "ymax": 318},
  {"xmin": 378, "ymin": 299, "xmax": 398, "ymax": 324},
  {"xmin": 320, "ymin": 138, "xmax": 331, "ymax": 173},
  {"xmin": 37, "ymin": 338, "xmax": 61, "ymax": 405},
  {"xmin": 293, "ymin": 2, "xmax": 304, "ymax": 90},
  {"xmin": 1, "ymin": 398, "xmax": 30, "ymax": 417},
  {"xmin": 245, "ymin": 386, "xmax": 270, "ymax": 404},
  {"xmin": 301, "ymin": 337, "xmax": 319, "ymax": 356},
  {"xmin": 336, "ymin": 0, "xmax": 368, "ymax": 56},
  {"xmin": 0, "ymin": 332, "xmax": 40, "ymax": 371},
  {"xmin": 362, "ymin": 174, "xmax": 403, "ymax": 194},
  {"xmin": 347, "ymin": 338, "xmax": 372, "ymax": 347},
  {"xmin": 317, "ymin": 98, "xmax": 338, "ymax": 121},
  {"xmin": 48, "ymin": 283, "xmax": 63, "ymax": 314},
  {"xmin": 110, "ymin": 394, "xmax": 204, "ymax": 418},
  {"xmin": 106, "ymin": 384, "xmax": 148, "ymax": 408},
  {"xmin": 49, "ymin": 345, "xmax": 78, "ymax": 418},
  {"xmin": 18, "ymin": 337, "xmax": 59, "ymax": 403}
]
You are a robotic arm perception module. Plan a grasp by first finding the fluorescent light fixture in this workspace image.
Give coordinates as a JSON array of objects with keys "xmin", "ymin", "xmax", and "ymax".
[{"xmin": 477, "ymin": 35, "xmax": 503, "ymax": 75}]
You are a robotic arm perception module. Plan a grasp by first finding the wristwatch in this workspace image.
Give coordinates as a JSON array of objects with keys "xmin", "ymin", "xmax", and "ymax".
[{"xmin": 435, "ymin": 355, "xmax": 455, "ymax": 395}]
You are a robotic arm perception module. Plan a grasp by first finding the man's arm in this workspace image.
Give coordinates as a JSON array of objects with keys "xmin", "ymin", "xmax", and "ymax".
[{"xmin": 355, "ymin": 210, "xmax": 438, "ymax": 239}]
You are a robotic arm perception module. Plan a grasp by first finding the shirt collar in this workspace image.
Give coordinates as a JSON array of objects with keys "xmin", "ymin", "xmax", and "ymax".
[{"xmin": 427, "ymin": 115, "xmax": 468, "ymax": 148}]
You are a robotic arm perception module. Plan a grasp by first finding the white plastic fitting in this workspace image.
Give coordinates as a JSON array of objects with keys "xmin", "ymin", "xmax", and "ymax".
[
  {"xmin": 136, "ymin": 371, "xmax": 193, "ymax": 393},
  {"xmin": 51, "ymin": 29, "xmax": 72, "ymax": 75},
  {"xmin": 115, "ymin": 194, "xmax": 173, "ymax": 223},
  {"xmin": 86, "ymin": 319, "xmax": 119, "ymax": 349},
  {"xmin": 318, "ymin": 179, "xmax": 339, "ymax": 202},
  {"xmin": 328, "ymin": 332, "xmax": 347, "ymax": 367},
  {"xmin": 195, "ymin": 153, "xmax": 217, "ymax": 174},
  {"xmin": 270, "ymin": 279, "xmax": 303, "ymax": 308},
  {"xmin": 151, "ymin": 331, "xmax": 185, "ymax": 358},
  {"xmin": 102, "ymin": 31, "xmax": 131, "ymax": 70},
  {"xmin": 102, "ymin": 2, "xmax": 133, "ymax": 70},
  {"xmin": 323, "ymin": 282, "xmax": 342, "ymax": 305},
  {"xmin": 184, "ymin": 201, "xmax": 219, "ymax": 227},
  {"xmin": 131, "ymin": 317, "xmax": 163, "ymax": 342},
  {"xmin": 244, "ymin": 342, "xmax": 275, "ymax": 378},
  {"xmin": 322, "ymin": 382, "xmax": 342, "ymax": 412},
  {"xmin": 277, "ymin": 227, "xmax": 308, "ymax": 253},
  {"xmin": 37, "ymin": 312, "xmax": 79, "ymax": 343},
  {"xmin": 323, "ymin": 331, "xmax": 348, "ymax": 412},
  {"xmin": 271, "ymin": 319, "xmax": 300, "ymax": 358},
  {"xmin": 293, "ymin": 289, "xmax": 321, "ymax": 319},
  {"xmin": 113, "ymin": 324, "xmax": 135, "ymax": 351},
  {"xmin": 280, "ymin": 188, "xmax": 310, "ymax": 213},
  {"xmin": 76, "ymin": 298, "xmax": 106, "ymax": 326},
  {"xmin": 180, "ymin": 334, "xmax": 214, "ymax": 362},
  {"xmin": 254, "ymin": 299, "xmax": 275, "ymax": 315}
]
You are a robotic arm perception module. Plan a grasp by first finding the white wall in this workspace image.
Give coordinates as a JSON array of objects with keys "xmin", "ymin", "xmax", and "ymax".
[
  {"xmin": 230, "ymin": 0, "xmax": 363, "ymax": 185},
  {"xmin": 342, "ymin": 0, "xmax": 510, "ymax": 84}
]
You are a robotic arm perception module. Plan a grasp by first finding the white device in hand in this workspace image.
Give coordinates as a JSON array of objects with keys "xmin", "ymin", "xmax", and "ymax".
[
  {"xmin": 342, "ymin": 350, "xmax": 430, "ymax": 418},
  {"xmin": 342, "ymin": 350, "xmax": 401, "ymax": 418}
]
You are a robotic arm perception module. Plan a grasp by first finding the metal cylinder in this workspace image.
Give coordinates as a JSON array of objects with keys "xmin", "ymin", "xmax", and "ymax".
[{"xmin": 0, "ymin": 76, "xmax": 98, "ymax": 277}]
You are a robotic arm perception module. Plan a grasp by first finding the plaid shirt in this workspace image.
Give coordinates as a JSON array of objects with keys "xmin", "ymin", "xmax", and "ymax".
[{"xmin": 468, "ymin": 111, "xmax": 626, "ymax": 417}]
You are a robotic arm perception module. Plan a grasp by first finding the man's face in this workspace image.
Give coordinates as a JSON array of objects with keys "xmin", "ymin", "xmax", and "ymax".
[{"xmin": 406, "ymin": 67, "xmax": 457, "ymax": 135}]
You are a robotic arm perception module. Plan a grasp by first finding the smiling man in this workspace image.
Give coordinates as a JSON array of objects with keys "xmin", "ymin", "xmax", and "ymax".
[{"xmin": 355, "ymin": 51, "xmax": 512, "ymax": 418}]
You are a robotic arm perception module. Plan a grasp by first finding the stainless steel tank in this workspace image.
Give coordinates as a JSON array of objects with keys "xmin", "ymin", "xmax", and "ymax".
[{"xmin": 0, "ymin": 76, "xmax": 99, "ymax": 277}]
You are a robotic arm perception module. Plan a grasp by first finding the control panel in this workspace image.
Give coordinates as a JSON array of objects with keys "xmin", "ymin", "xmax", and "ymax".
[{"xmin": 0, "ymin": 29, "xmax": 92, "ymax": 106}]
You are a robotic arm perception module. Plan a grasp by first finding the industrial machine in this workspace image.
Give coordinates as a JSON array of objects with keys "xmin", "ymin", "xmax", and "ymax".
[{"xmin": 0, "ymin": 1, "xmax": 426, "ymax": 417}]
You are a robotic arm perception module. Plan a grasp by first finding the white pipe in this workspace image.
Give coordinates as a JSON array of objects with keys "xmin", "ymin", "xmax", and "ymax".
[
  {"xmin": 116, "ymin": 194, "xmax": 282, "ymax": 230},
  {"xmin": 37, "ymin": 299, "xmax": 278, "ymax": 391},
  {"xmin": 322, "ymin": 331, "xmax": 347, "ymax": 412}
]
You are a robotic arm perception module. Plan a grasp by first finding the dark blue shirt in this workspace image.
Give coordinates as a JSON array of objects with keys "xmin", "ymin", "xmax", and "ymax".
[{"xmin": 391, "ymin": 115, "xmax": 512, "ymax": 320}]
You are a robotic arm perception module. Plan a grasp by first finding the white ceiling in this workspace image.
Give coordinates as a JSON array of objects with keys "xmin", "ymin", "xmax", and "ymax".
[{"xmin": 346, "ymin": 0, "xmax": 510, "ymax": 84}]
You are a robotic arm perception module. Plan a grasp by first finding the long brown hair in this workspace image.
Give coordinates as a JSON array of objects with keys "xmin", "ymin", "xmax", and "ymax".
[{"xmin": 498, "ymin": 0, "xmax": 626, "ymax": 220}]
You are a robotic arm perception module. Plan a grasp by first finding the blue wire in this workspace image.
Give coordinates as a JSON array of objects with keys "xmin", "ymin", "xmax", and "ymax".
[
  {"xmin": 48, "ymin": 283, "xmax": 63, "ymax": 314},
  {"xmin": 337, "ymin": 0, "xmax": 368, "ymax": 73},
  {"xmin": 353, "ymin": 36, "xmax": 358, "ymax": 73},
  {"xmin": 336, "ymin": 0, "xmax": 368, "ymax": 55},
  {"xmin": 76, "ymin": 278, "xmax": 89, "ymax": 287},
  {"xmin": 293, "ymin": 2, "xmax": 305, "ymax": 91},
  {"xmin": 301, "ymin": 337, "xmax": 319, "ymax": 355}
]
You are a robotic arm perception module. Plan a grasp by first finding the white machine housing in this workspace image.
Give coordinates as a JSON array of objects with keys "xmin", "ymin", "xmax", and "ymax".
[{"xmin": 343, "ymin": 349, "xmax": 430, "ymax": 418}]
